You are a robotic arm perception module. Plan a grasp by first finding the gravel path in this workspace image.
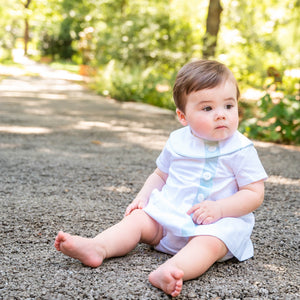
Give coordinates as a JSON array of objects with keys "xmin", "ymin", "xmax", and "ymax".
[{"xmin": 1, "ymin": 59, "xmax": 299, "ymax": 299}]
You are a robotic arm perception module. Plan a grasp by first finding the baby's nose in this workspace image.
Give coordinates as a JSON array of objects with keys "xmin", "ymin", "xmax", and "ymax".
[{"xmin": 215, "ymin": 109, "xmax": 226, "ymax": 120}]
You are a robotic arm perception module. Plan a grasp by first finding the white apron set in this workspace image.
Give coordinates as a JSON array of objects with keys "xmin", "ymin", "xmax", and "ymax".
[{"xmin": 144, "ymin": 126, "xmax": 268, "ymax": 261}]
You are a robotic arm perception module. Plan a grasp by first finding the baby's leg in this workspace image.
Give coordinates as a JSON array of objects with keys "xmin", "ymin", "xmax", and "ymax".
[
  {"xmin": 54, "ymin": 209, "xmax": 163, "ymax": 267},
  {"xmin": 148, "ymin": 235, "xmax": 228, "ymax": 297}
]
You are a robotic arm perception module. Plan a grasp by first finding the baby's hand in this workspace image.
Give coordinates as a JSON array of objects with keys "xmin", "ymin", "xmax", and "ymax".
[
  {"xmin": 187, "ymin": 200, "xmax": 222, "ymax": 225},
  {"xmin": 124, "ymin": 198, "xmax": 148, "ymax": 216}
]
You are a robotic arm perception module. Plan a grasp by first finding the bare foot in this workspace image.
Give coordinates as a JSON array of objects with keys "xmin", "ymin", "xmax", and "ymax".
[
  {"xmin": 54, "ymin": 231, "xmax": 105, "ymax": 267},
  {"xmin": 148, "ymin": 265, "xmax": 184, "ymax": 297}
]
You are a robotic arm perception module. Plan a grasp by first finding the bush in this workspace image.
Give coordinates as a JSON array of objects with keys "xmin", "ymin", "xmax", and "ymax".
[
  {"xmin": 240, "ymin": 91, "xmax": 300, "ymax": 145},
  {"xmin": 39, "ymin": 32, "xmax": 75, "ymax": 60},
  {"xmin": 94, "ymin": 61, "xmax": 176, "ymax": 110}
]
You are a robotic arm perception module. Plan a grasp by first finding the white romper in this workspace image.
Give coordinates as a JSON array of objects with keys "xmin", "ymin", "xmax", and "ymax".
[{"xmin": 143, "ymin": 126, "xmax": 268, "ymax": 261}]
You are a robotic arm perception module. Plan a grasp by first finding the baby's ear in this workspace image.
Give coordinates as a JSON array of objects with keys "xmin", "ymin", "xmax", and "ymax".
[{"xmin": 176, "ymin": 108, "xmax": 188, "ymax": 126}]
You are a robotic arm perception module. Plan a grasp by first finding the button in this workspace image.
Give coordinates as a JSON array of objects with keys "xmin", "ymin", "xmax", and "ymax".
[
  {"xmin": 208, "ymin": 145, "xmax": 217, "ymax": 152},
  {"xmin": 203, "ymin": 172, "xmax": 212, "ymax": 181},
  {"xmin": 197, "ymin": 193, "xmax": 204, "ymax": 202}
]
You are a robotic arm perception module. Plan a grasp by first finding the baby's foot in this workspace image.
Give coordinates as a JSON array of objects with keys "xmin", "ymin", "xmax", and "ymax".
[
  {"xmin": 148, "ymin": 265, "xmax": 184, "ymax": 297},
  {"xmin": 54, "ymin": 231, "xmax": 105, "ymax": 267}
]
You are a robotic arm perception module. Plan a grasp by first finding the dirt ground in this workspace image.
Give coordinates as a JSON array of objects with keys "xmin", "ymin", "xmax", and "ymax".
[{"xmin": 0, "ymin": 58, "xmax": 299, "ymax": 299}]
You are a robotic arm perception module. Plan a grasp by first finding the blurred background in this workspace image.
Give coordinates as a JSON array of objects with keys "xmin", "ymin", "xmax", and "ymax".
[{"xmin": 0, "ymin": 0, "xmax": 299, "ymax": 144}]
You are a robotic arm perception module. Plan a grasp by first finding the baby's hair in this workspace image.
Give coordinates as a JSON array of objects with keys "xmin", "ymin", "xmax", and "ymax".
[{"xmin": 173, "ymin": 60, "xmax": 240, "ymax": 113}]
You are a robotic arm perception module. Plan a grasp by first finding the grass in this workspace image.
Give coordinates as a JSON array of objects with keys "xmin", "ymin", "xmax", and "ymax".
[{"xmin": 49, "ymin": 61, "xmax": 80, "ymax": 74}]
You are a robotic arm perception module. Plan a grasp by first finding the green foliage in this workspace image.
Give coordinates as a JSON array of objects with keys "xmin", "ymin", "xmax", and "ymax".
[
  {"xmin": 0, "ymin": 1, "xmax": 23, "ymax": 61},
  {"xmin": 1, "ymin": 0, "xmax": 299, "ymax": 144},
  {"xmin": 94, "ymin": 60, "xmax": 175, "ymax": 110},
  {"xmin": 240, "ymin": 92, "xmax": 300, "ymax": 145},
  {"xmin": 218, "ymin": 0, "xmax": 300, "ymax": 89},
  {"xmin": 93, "ymin": 0, "xmax": 196, "ymax": 69},
  {"xmin": 38, "ymin": 0, "xmax": 95, "ymax": 60},
  {"xmin": 50, "ymin": 61, "xmax": 80, "ymax": 73},
  {"xmin": 91, "ymin": 0, "xmax": 197, "ymax": 109}
]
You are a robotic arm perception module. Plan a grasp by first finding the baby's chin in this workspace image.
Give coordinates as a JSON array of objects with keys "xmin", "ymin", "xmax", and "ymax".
[{"xmin": 192, "ymin": 132, "xmax": 234, "ymax": 142}]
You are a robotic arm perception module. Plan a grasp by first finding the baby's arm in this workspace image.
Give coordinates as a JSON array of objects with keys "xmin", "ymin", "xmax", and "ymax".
[
  {"xmin": 187, "ymin": 179, "xmax": 265, "ymax": 225},
  {"xmin": 125, "ymin": 168, "xmax": 168, "ymax": 216}
]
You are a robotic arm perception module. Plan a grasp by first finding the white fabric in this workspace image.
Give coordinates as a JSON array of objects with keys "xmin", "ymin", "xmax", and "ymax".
[
  {"xmin": 144, "ymin": 126, "xmax": 268, "ymax": 261},
  {"xmin": 154, "ymin": 231, "xmax": 234, "ymax": 262}
]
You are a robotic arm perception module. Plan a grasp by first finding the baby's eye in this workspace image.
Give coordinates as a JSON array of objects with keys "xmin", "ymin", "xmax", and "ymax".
[
  {"xmin": 203, "ymin": 106, "xmax": 212, "ymax": 112},
  {"xmin": 225, "ymin": 104, "xmax": 234, "ymax": 109}
]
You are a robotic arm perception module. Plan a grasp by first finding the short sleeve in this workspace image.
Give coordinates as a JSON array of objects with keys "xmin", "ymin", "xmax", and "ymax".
[
  {"xmin": 231, "ymin": 146, "xmax": 268, "ymax": 187},
  {"xmin": 156, "ymin": 139, "xmax": 173, "ymax": 174}
]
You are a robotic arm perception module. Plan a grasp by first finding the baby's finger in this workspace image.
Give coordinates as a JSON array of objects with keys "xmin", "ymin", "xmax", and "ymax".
[
  {"xmin": 124, "ymin": 207, "xmax": 131, "ymax": 216},
  {"xmin": 195, "ymin": 213, "xmax": 206, "ymax": 225},
  {"xmin": 192, "ymin": 209, "xmax": 204, "ymax": 224},
  {"xmin": 202, "ymin": 216, "xmax": 214, "ymax": 225},
  {"xmin": 138, "ymin": 202, "xmax": 145, "ymax": 209},
  {"xmin": 125, "ymin": 204, "xmax": 135, "ymax": 216},
  {"xmin": 187, "ymin": 204, "xmax": 201, "ymax": 215}
]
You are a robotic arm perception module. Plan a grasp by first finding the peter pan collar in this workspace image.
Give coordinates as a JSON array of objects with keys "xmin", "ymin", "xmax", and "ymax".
[{"xmin": 168, "ymin": 126, "xmax": 253, "ymax": 158}]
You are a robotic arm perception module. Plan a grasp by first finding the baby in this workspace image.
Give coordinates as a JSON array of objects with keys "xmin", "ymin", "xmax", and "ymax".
[{"xmin": 55, "ymin": 59, "xmax": 267, "ymax": 297}]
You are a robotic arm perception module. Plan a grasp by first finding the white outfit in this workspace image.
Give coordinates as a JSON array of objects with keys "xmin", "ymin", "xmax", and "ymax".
[{"xmin": 143, "ymin": 126, "xmax": 268, "ymax": 261}]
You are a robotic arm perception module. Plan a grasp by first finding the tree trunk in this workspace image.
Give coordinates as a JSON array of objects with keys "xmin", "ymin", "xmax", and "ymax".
[
  {"xmin": 23, "ymin": 0, "xmax": 32, "ymax": 56},
  {"xmin": 24, "ymin": 18, "xmax": 29, "ymax": 55},
  {"xmin": 203, "ymin": 0, "xmax": 223, "ymax": 58}
]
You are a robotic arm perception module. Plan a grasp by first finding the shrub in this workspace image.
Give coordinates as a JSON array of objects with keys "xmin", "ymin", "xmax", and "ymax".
[
  {"xmin": 240, "ymin": 91, "xmax": 300, "ymax": 145},
  {"xmin": 94, "ymin": 61, "xmax": 176, "ymax": 110}
]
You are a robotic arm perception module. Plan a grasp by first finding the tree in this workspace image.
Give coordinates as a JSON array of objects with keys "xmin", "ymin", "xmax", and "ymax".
[
  {"xmin": 21, "ymin": 0, "xmax": 32, "ymax": 55},
  {"xmin": 37, "ymin": 0, "xmax": 96, "ymax": 60},
  {"xmin": 202, "ymin": 0, "xmax": 223, "ymax": 58}
]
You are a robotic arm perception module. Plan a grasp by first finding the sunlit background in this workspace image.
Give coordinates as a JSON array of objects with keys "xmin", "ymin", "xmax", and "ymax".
[{"xmin": 0, "ymin": 0, "xmax": 299, "ymax": 144}]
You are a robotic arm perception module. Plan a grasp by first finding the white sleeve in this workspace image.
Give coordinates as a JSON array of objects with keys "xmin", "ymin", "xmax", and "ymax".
[
  {"xmin": 155, "ymin": 139, "xmax": 173, "ymax": 174},
  {"xmin": 231, "ymin": 146, "xmax": 268, "ymax": 187}
]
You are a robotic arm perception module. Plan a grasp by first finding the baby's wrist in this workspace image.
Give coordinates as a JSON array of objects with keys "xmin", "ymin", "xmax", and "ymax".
[
  {"xmin": 135, "ymin": 197, "xmax": 148, "ymax": 207},
  {"xmin": 218, "ymin": 202, "xmax": 223, "ymax": 219}
]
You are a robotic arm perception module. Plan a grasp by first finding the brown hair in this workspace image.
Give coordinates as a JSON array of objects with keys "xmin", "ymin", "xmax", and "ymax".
[{"xmin": 173, "ymin": 60, "xmax": 240, "ymax": 113}]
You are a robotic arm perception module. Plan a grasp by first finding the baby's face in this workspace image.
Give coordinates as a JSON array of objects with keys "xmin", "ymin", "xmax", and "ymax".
[{"xmin": 177, "ymin": 79, "xmax": 239, "ymax": 141}]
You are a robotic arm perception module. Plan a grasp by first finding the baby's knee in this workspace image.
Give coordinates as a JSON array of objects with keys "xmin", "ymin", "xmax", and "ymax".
[
  {"xmin": 127, "ymin": 208, "xmax": 147, "ymax": 219},
  {"xmin": 128, "ymin": 210, "xmax": 162, "ymax": 245},
  {"xmin": 127, "ymin": 209, "xmax": 156, "ymax": 228},
  {"xmin": 191, "ymin": 235, "xmax": 228, "ymax": 259}
]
